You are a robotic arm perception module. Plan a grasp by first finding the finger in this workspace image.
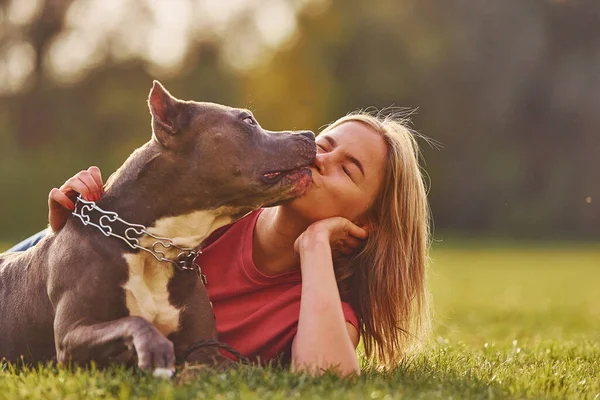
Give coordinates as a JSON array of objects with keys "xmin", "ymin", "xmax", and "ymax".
[
  {"xmin": 360, "ymin": 223, "xmax": 373, "ymax": 233},
  {"xmin": 346, "ymin": 222, "xmax": 369, "ymax": 240},
  {"xmin": 78, "ymin": 171, "xmax": 103, "ymax": 200},
  {"xmin": 343, "ymin": 237, "xmax": 362, "ymax": 249},
  {"xmin": 48, "ymin": 188, "xmax": 74, "ymax": 232},
  {"xmin": 49, "ymin": 188, "xmax": 75, "ymax": 211},
  {"xmin": 87, "ymin": 166, "xmax": 104, "ymax": 193},
  {"xmin": 60, "ymin": 175, "xmax": 95, "ymax": 201},
  {"xmin": 332, "ymin": 238, "xmax": 353, "ymax": 253},
  {"xmin": 336, "ymin": 245, "xmax": 355, "ymax": 256}
]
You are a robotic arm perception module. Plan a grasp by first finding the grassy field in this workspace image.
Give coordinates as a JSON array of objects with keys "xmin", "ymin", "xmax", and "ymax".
[{"xmin": 1, "ymin": 240, "xmax": 599, "ymax": 399}]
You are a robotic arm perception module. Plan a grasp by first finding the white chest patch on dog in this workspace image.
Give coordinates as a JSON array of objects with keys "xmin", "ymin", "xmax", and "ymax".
[
  {"xmin": 121, "ymin": 207, "xmax": 243, "ymax": 337},
  {"xmin": 122, "ymin": 252, "xmax": 179, "ymax": 336}
]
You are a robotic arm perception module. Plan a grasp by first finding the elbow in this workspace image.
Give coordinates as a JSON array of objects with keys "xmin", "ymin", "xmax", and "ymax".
[
  {"xmin": 291, "ymin": 353, "xmax": 360, "ymax": 377},
  {"xmin": 337, "ymin": 360, "xmax": 361, "ymax": 377}
]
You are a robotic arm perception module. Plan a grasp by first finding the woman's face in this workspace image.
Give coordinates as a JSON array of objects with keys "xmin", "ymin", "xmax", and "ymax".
[{"xmin": 285, "ymin": 121, "xmax": 387, "ymax": 224}]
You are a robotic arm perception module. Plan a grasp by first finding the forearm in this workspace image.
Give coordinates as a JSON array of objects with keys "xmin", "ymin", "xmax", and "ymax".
[{"xmin": 292, "ymin": 233, "xmax": 359, "ymax": 376}]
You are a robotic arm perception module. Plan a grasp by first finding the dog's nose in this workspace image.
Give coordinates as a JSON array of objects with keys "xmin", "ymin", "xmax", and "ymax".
[{"xmin": 299, "ymin": 131, "xmax": 315, "ymax": 141}]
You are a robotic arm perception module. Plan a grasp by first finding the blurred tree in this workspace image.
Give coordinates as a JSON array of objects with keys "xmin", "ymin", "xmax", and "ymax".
[
  {"xmin": 0, "ymin": 0, "xmax": 598, "ymax": 242},
  {"xmin": 0, "ymin": 0, "xmax": 73, "ymax": 146}
]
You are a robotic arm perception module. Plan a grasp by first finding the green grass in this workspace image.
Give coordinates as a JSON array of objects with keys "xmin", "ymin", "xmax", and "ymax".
[{"xmin": 1, "ymin": 241, "xmax": 599, "ymax": 399}]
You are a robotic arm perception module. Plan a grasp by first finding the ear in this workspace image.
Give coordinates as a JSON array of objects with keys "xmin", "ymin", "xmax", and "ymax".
[{"xmin": 148, "ymin": 80, "xmax": 183, "ymax": 138}]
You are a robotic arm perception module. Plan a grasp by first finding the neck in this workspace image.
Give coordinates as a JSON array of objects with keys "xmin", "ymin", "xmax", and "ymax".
[
  {"xmin": 100, "ymin": 141, "xmax": 170, "ymax": 226},
  {"xmin": 138, "ymin": 207, "xmax": 241, "ymax": 255},
  {"xmin": 253, "ymin": 205, "xmax": 312, "ymax": 276},
  {"xmin": 92, "ymin": 140, "xmax": 249, "ymax": 256}
]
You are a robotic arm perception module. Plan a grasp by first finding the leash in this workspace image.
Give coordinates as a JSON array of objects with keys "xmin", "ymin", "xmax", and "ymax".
[
  {"xmin": 72, "ymin": 195, "xmax": 207, "ymax": 283},
  {"xmin": 184, "ymin": 339, "xmax": 250, "ymax": 364}
]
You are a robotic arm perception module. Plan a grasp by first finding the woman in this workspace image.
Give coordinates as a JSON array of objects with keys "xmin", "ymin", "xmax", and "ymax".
[{"xmin": 9, "ymin": 111, "xmax": 431, "ymax": 376}]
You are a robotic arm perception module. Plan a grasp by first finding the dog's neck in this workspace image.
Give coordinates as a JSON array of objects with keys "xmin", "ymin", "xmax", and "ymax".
[
  {"xmin": 137, "ymin": 208, "xmax": 239, "ymax": 251},
  {"xmin": 94, "ymin": 140, "xmax": 249, "ymax": 250}
]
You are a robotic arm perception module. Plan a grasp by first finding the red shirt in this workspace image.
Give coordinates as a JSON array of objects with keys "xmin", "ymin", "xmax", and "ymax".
[{"xmin": 196, "ymin": 209, "xmax": 359, "ymax": 364}]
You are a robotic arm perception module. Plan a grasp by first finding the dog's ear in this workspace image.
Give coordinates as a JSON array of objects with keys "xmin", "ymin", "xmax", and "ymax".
[{"xmin": 148, "ymin": 80, "xmax": 185, "ymax": 141}]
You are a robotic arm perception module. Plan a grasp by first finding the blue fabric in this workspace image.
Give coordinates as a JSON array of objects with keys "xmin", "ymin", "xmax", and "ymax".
[{"xmin": 6, "ymin": 229, "xmax": 49, "ymax": 253}]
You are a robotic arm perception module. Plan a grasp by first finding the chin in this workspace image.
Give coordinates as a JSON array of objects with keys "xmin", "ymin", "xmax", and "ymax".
[
  {"xmin": 284, "ymin": 185, "xmax": 313, "ymax": 207},
  {"xmin": 281, "ymin": 191, "xmax": 329, "ymax": 223}
]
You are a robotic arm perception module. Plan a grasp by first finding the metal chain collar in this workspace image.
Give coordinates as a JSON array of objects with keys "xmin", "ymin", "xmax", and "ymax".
[{"xmin": 72, "ymin": 195, "xmax": 207, "ymax": 283}]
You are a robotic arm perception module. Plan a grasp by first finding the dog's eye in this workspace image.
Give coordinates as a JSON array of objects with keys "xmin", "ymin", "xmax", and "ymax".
[{"xmin": 243, "ymin": 116, "xmax": 256, "ymax": 126}]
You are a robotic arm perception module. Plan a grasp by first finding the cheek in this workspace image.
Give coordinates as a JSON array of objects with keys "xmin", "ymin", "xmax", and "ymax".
[{"xmin": 315, "ymin": 180, "xmax": 366, "ymax": 217}]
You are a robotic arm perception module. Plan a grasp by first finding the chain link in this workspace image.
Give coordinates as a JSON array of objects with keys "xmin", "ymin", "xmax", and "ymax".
[{"xmin": 72, "ymin": 196, "xmax": 206, "ymax": 282}]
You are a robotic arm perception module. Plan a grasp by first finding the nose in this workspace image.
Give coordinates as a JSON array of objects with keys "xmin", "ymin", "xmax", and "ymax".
[
  {"xmin": 314, "ymin": 145, "xmax": 340, "ymax": 175},
  {"xmin": 298, "ymin": 130, "xmax": 315, "ymax": 141},
  {"xmin": 314, "ymin": 151, "xmax": 326, "ymax": 174}
]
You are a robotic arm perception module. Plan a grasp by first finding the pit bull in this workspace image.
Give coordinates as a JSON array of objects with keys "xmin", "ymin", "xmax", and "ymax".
[{"xmin": 0, "ymin": 81, "xmax": 316, "ymax": 375}]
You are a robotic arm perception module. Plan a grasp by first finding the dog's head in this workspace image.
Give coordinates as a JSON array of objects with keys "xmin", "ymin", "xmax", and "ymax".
[{"xmin": 147, "ymin": 81, "xmax": 316, "ymax": 211}]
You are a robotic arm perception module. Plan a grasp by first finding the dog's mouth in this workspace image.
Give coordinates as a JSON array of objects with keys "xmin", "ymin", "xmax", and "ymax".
[
  {"xmin": 261, "ymin": 171, "xmax": 285, "ymax": 184},
  {"xmin": 260, "ymin": 167, "xmax": 313, "ymax": 207},
  {"xmin": 261, "ymin": 167, "xmax": 311, "ymax": 185}
]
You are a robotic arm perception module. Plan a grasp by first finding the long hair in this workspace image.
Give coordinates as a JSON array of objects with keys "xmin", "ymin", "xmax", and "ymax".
[{"xmin": 323, "ymin": 110, "xmax": 432, "ymax": 368}]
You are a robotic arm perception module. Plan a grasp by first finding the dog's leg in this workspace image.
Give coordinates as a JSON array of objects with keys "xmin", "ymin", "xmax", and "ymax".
[
  {"xmin": 165, "ymin": 276, "xmax": 236, "ymax": 368},
  {"xmin": 183, "ymin": 343, "xmax": 236, "ymax": 367},
  {"xmin": 53, "ymin": 296, "xmax": 175, "ymax": 372}
]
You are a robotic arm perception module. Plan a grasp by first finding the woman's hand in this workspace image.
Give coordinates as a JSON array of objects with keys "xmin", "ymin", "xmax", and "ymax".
[
  {"xmin": 294, "ymin": 217, "xmax": 369, "ymax": 260},
  {"xmin": 48, "ymin": 166, "xmax": 104, "ymax": 232}
]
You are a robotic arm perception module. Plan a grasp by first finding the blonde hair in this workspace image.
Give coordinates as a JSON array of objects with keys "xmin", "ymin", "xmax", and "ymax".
[{"xmin": 323, "ymin": 110, "xmax": 432, "ymax": 368}]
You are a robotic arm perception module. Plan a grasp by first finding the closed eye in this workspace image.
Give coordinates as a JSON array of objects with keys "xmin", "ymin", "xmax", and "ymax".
[
  {"xmin": 318, "ymin": 143, "xmax": 354, "ymax": 180},
  {"xmin": 342, "ymin": 165, "xmax": 351, "ymax": 177}
]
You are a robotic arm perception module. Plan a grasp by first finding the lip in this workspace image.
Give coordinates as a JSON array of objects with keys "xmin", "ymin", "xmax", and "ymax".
[
  {"xmin": 261, "ymin": 170, "xmax": 286, "ymax": 185},
  {"xmin": 260, "ymin": 149, "xmax": 316, "ymax": 185},
  {"xmin": 261, "ymin": 165, "xmax": 312, "ymax": 185},
  {"xmin": 261, "ymin": 168, "xmax": 313, "ymax": 207},
  {"xmin": 287, "ymin": 168, "xmax": 313, "ymax": 197}
]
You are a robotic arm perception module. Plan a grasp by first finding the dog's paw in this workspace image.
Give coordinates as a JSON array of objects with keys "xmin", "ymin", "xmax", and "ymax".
[
  {"xmin": 152, "ymin": 367, "xmax": 175, "ymax": 379},
  {"xmin": 134, "ymin": 332, "xmax": 175, "ymax": 372}
]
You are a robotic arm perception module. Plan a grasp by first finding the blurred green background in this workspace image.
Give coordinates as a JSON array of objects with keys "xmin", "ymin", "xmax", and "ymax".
[
  {"xmin": 0, "ymin": 2, "xmax": 599, "ymax": 396},
  {"xmin": 0, "ymin": 0, "xmax": 598, "ymax": 243}
]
